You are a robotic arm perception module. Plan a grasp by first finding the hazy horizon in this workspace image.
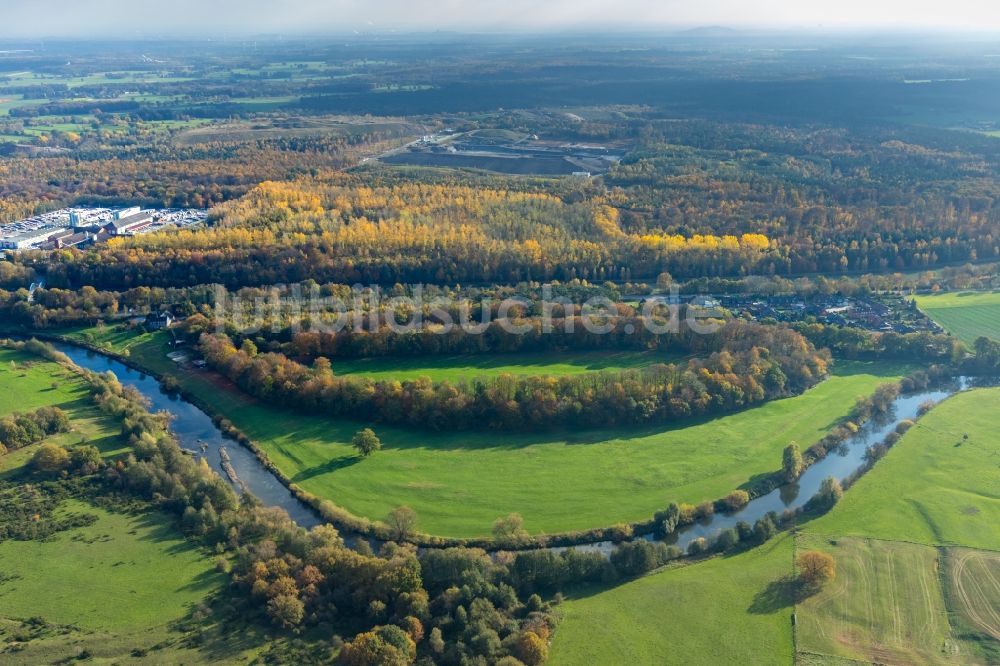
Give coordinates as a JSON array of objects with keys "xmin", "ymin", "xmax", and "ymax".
[{"xmin": 1, "ymin": 0, "xmax": 999, "ymax": 40}]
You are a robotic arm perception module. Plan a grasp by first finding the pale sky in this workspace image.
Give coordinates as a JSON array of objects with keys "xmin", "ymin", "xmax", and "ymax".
[{"xmin": 0, "ymin": 0, "xmax": 998, "ymax": 38}]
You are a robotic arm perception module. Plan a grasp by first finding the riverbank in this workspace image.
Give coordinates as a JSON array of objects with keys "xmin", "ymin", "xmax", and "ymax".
[{"xmin": 0, "ymin": 326, "xmax": 972, "ymax": 557}]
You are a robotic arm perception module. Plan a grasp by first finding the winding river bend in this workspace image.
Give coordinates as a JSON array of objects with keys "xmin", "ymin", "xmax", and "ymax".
[
  {"xmin": 560, "ymin": 378, "xmax": 972, "ymax": 556},
  {"xmin": 50, "ymin": 341, "xmax": 323, "ymax": 528},
  {"xmin": 49, "ymin": 340, "xmax": 972, "ymax": 554}
]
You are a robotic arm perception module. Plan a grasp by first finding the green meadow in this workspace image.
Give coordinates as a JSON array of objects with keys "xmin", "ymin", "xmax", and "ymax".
[
  {"xmin": 329, "ymin": 349, "xmax": 673, "ymax": 380},
  {"xmin": 549, "ymin": 535, "xmax": 796, "ymax": 665},
  {"xmin": 113, "ymin": 331, "xmax": 911, "ymax": 538},
  {"xmin": 916, "ymin": 291, "xmax": 1000, "ymax": 345},
  {"xmin": 58, "ymin": 323, "xmax": 158, "ymax": 355},
  {"xmin": 0, "ymin": 348, "xmax": 129, "ymax": 476},
  {"xmin": 803, "ymin": 387, "xmax": 1000, "ymax": 551},
  {"xmin": 0, "ymin": 499, "xmax": 221, "ymax": 631},
  {"xmin": 797, "ymin": 387, "xmax": 1000, "ymax": 664},
  {"xmin": 0, "ymin": 347, "xmax": 243, "ymax": 663},
  {"xmin": 0, "ymin": 497, "xmax": 252, "ymax": 664}
]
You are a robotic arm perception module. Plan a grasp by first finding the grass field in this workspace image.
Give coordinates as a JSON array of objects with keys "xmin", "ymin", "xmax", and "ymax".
[
  {"xmin": 329, "ymin": 349, "xmax": 674, "ymax": 380},
  {"xmin": 549, "ymin": 535, "xmax": 795, "ymax": 665},
  {"xmin": 0, "ymin": 347, "xmax": 128, "ymax": 477},
  {"xmin": 797, "ymin": 387, "xmax": 1000, "ymax": 664},
  {"xmin": 0, "ymin": 499, "xmax": 221, "ymax": 631},
  {"xmin": 112, "ymin": 331, "xmax": 913, "ymax": 538},
  {"xmin": 57, "ymin": 323, "xmax": 158, "ymax": 355},
  {"xmin": 916, "ymin": 291, "xmax": 1000, "ymax": 344},
  {"xmin": 0, "ymin": 498, "xmax": 265, "ymax": 664},
  {"xmin": 795, "ymin": 535, "xmax": 960, "ymax": 665},
  {"xmin": 803, "ymin": 388, "xmax": 1000, "ymax": 551}
]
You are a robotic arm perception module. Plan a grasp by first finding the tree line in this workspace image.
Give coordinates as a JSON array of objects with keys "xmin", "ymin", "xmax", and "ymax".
[
  {"xmin": 198, "ymin": 320, "xmax": 830, "ymax": 431},
  {"xmin": 0, "ymin": 404, "xmax": 70, "ymax": 456}
]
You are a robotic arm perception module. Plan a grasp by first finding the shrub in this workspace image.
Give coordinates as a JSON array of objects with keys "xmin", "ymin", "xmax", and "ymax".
[
  {"xmin": 721, "ymin": 490, "xmax": 750, "ymax": 512},
  {"xmin": 714, "ymin": 527, "xmax": 740, "ymax": 552},
  {"xmin": 687, "ymin": 537, "xmax": 709, "ymax": 556},
  {"xmin": 31, "ymin": 443, "xmax": 70, "ymax": 473}
]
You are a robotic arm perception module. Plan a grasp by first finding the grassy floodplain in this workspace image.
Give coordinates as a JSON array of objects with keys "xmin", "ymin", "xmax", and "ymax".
[
  {"xmin": 0, "ymin": 500, "xmax": 224, "ymax": 662},
  {"xmin": 0, "ymin": 347, "xmax": 240, "ymax": 663},
  {"xmin": 915, "ymin": 291, "xmax": 1000, "ymax": 344},
  {"xmin": 0, "ymin": 348, "xmax": 129, "ymax": 475},
  {"xmin": 549, "ymin": 535, "xmax": 796, "ymax": 665},
  {"xmin": 328, "ymin": 349, "xmax": 673, "ymax": 380},
  {"xmin": 803, "ymin": 387, "xmax": 1000, "ymax": 550},
  {"xmin": 77, "ymin": 328, "xmax": 912, "ymax": 538},
  {"xmin": 550, "ymin": 389, "xmax": 1000, "ymax": 665},
  {"xmin": 797, "ymin": 387, "xmax": 1000, "ymax": 664}
]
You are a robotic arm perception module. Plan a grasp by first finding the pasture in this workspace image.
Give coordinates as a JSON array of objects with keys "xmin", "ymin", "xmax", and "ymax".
[
  {"xmin": 120, "ymin": 332, "xmax": 910, "ymax": 537},
  {"xmin": 549, "ymin": 535, "xmax": 795, "ymax": 665},
  {"xmin": 915, "ymin": 291, "xmax": 1000, "ymax": 344}
]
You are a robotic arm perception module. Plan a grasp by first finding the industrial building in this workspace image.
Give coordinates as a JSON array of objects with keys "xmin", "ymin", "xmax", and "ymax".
[
  {"xmin": 105, "ymin": 210, "xmax": 155, "ymax": 235},
  {"xmin": 0, "ymin": 225, "xmax": 67, "ymax": 250},
  {"xmin": 1, "ymin": 206, "xmax": 207, "ymax": 252}
]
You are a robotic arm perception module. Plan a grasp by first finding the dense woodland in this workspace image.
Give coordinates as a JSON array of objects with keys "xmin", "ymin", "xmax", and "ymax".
[
  {"xmin": 33, "ymin": 177, "xmax": 771, "ymax": 289},
  {"xmin": 7, "ymin": 114, "xmax": 996, "ymax": 290},
  {"xmin": 0, "ymin": 130, "xmax": 409, "ymax": 224}
]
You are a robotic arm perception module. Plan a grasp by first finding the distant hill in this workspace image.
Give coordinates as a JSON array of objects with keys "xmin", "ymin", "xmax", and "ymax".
[{"xmin": 676, "ymin": 26, "xmax": 742, "ymax": 38}]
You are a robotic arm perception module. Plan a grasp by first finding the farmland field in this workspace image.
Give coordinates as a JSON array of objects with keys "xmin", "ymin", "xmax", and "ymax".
[
  {"xmin": 549, "ymin": 535, "xmax": 795, "ymax": 665},
  {"xmin": 116, "ymin": 332, "xmax": 911, "ymax": 537},
  {"xmin": 915, "ymin": 292, "xmax": 1000, "ymax": 344},
  {"xmin": 795, "ymin": 535, "xmax": 960, "ymax": 665},
  {"xmin": 795, "ymin": 536, "xmax": 1000, "ymax": 665},
  {"xmin": 944, "ymin": 549, "xmax": 1000, "ymax": 650}
]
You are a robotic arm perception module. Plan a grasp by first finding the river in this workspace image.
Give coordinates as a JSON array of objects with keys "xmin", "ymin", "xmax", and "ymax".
[
  {"xmin": 47, "ymin": 340, "xmax": 974, "ymax": 555},
  {"xmin": 554, "ymin": 378, "xmax": 973, "ymax": 556},
  {"xmin": 50, "ymin": 341, "xmax": 322, "ymax": 528}
]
